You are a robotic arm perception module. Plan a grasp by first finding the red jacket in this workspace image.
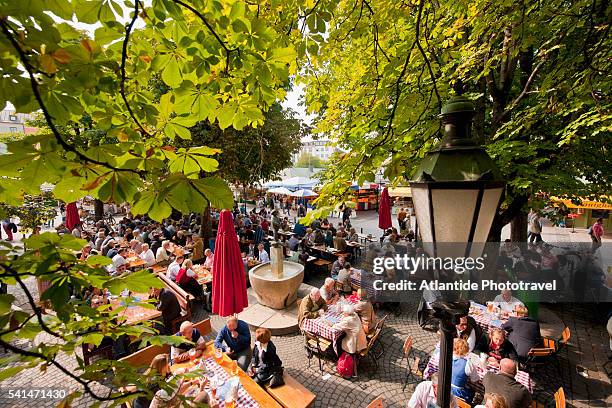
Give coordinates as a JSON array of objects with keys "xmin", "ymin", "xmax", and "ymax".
[{"xmin": 175, "ymin": 268, "xmax": 193, "ymax": 286}]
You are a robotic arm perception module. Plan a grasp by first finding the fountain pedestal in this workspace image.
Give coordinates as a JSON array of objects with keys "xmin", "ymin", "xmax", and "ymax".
[{"xmin": 248, "ymin": 243, "xmax": 304, "ymax": 309}]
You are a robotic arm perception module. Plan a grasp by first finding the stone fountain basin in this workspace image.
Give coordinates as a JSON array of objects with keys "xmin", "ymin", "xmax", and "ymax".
[{"xmin": 248, "ymin": 261, "xmax": 305, "ymax": 310}]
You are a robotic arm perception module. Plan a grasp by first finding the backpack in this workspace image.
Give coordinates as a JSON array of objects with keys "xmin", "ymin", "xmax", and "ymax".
[{"xmin": 336, "ymin": 352, "xmax": 354, "ymax": 378}]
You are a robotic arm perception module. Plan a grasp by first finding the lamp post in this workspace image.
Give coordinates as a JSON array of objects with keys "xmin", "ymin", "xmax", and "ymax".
[{"xmin": 409, "ymin": 96, "xmax": 506, "ymax": 407}]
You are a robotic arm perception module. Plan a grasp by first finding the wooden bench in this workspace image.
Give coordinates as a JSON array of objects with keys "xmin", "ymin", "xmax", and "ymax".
[
  {"xmin": 312, "ymin": 259, "xmax": 331, "ymax": 274},
  {"xmin": 264, "ymin": 373, "xmax": 315, "ymax": 408},
  {"xmin": 155, "ymin": 270, "xmax": 195, "ymax": 331}
]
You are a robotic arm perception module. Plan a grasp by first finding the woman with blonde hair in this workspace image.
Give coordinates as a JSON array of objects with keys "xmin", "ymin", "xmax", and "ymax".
[
  {"xmin": 128, "ymin": 354, "xmax": 173, "ymax": 408},
  {"xmin": 475, "ymin": 393, "xmax": 508, "ymax": 408},
  {"xmin": 474, "ymin": 327, "xmax": 519, "ymax": 363},
  {"xmin": 450, "ymin": 338, "xmax": 478, "ymax": 403}
]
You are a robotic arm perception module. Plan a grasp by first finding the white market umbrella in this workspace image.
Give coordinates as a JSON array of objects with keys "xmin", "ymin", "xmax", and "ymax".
[
  {"xmin": 267, "ymin": 186, "xmax": 292, "ymax": 195},
  {"xmin": 289, "ymin": 189, "xmax": 318, "ymax": 197}
]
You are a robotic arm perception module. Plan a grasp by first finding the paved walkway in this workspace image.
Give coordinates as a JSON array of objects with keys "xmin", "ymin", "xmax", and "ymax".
[{"xmin": 1, "ymin": 209, "xmax": 611, "ymax": 407}]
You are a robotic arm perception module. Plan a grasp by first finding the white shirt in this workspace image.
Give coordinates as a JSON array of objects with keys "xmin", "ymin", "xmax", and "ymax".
[
  {"xmin": 166, "ymin": 261, "xmax": 181, "ymax": 281},
  {"xmin": 255, "ymin": 340, "xmax": 268, "ymax": 363},
  {"xmin": 170, "ymin": 334, "xmax": 205, "ymax": 359},
  {"xmin": 258, "ymin": 249, "xmax": 270, "ymax": 263},
  {"xmin": 457, "ymin": 328, "xmax": 477, "ymax": 352},
  {"xmin": 156, "ymin": 247, "xmax": 169, "ymax": 263},
  {"xmin": 112, "ymin": 254, "xmax": 127, "ymax": 270},
  {"xmin": 407, "ymin": 381, "xmax": 457, "ymax": 408},
  {"xmin": 493, "ymin": 295, "xmax": 524, "ymax": 313},
  {"xmin": 139, "ymin": 249, "xmax": 155, "ymax": 267}
]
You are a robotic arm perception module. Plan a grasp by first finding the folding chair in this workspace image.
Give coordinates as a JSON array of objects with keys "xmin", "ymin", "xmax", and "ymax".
[
  {"xmin": 554, "ymin": 387, "xmax": 566, "ymax": 408},
  {"xmin": 456, "ymin": 398, "xmax": 471, "ymax": 408},
  {"xmin": 303, "ymin": 330, "xmax": 326, "ymax": 372},
  {"xmin": 366, "ymin": 396, "xmax": 385, "ymax": 408},
  {"xmin": 402, "ymin": 335, "xmax": 422, "ymax": 390}
]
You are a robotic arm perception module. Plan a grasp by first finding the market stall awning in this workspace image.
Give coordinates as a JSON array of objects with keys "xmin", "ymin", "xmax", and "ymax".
[
  {"xmin": 289, "ymin": 189, "xmax": 318, "ymax": 197},
  {"xmin": 267, "ymin": 186, "xmax": 292, "ymax": 195},
  {"xmin": 388, "ymin": 186, "xmax": 412, "ymax": 197},
  {"xmin": 551, "ymin": 197, "xmax": 612, "ymax": 210}
]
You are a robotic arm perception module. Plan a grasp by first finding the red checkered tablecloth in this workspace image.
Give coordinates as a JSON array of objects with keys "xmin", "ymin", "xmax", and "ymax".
[
  {"xmin": 301, "ymin": 300, "xmax": 358, "ymax": 354},
  {"xmin": 186, "ymin": 357, "xmax": 259, "ymax": 408},
  {"xmin": 425, "ymin": 352, "xmax": 533, "ymax": 394}
]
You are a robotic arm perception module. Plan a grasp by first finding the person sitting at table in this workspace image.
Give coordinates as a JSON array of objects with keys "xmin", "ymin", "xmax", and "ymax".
[
  {"xmin": 130, "ymin": 238, "xmax": 143, "ymax": 255},
  {"xmin": 246, "ymin": 242, "xmax": 257, "ymax": 258},
  {"xmin": 482, "ymin": 358, "xmax": 532, "ymax": 408},
  {"xmin": 408, "ymin": 374, "xmax": 458, "ymax": 408},
  {"xmin": 332, "ymin": 304, "xmax": 367, "ymax": 356},
  {"xmin": 250, "ymin": 328, "xmax": 283, "ymax": 386},
  {"xmin": 140, "ymin": 243, "xmax": 156, "ymax": 267},
  {"xmin": 474, "ymin": 393, "xmax": 509, "ymax": 408},
  {"xmin": 155, "ymin": 240, "xmax": 171, "ymax": 264},
  {"xmin": 111, "ymin": 248, "xmax": 128, "ymax": 274},
  {"xmin": 320, "ymin": 277, "xmax": 340, "ymax": 304},
  {"xmin": 202, "ymin": 248, "xmax": 215, "ymax": 269},
  {"xmin": 331, "ymin": 255, "xmax": 347, "ymax": 278},
  {"xmin": 335, "ymin": 263, "xmax": 352, "ymax": 294},
  {"xmin": 303, "ymin": 228, "xmax": 315, "ymax": 245},
  {"xmin": 493, "ymin": 290, "xmax": 525, "ymax": 314},
  {"xmin": 149, "ymin": 287, "xmax": 181, "ymax": 335},
  {"xmin": 80, "ymin": 243, "xmax": 93, "ymax": 261},
  {"xmin": 325, "ymin": 230, "xmax": 334, "ymax": 248},
  {"xmin": 456, "ymin": 315, "xmax": 483, "ymax": 352},
  {"xmin": 313, "ymin": 229, "xmax": 325, "ymax": 245},
  {"xmin": 347, "ymin": 228, "xmax": 359, "ymax": 243},
  {"xmin": 334, "ymin": 232, "xmax": 348, "ymax": 252},
  {"xmin": 214, "ymin": 315, "xmax": 252, "ymax": 371},
  {"xmin": 501, "ymin": 306, "xmax": 541, "ymax": 361},
  {"xmin": 288, "ymin": 234, "xmax": 300, "ymax": 251},
  {"xmin": 173, "ymin": 230, "xmax": 187, "ymax": 247},
  {"xmin": 171, "ymin": 321, "xmax": 208, "ymax": 363},
  {"xmin": 165, "ymin": 254, "xmax": 185, "ymax": 282},
  {"xmin": 126, "ymin": 354, "xmax": 176, "ymax": 408},
  {"xmin": 106, "ymin": 243, "xmax": 120, "ymax": 259},
  {"xmin": 354, "ymin": 288, "xmax": 377, "ymax": 334},
  {"xmin": 256, "ymin": 243, "xmax": 270, "ymax": 263},
  {"xmin": 450, "ymin": 338, "xmax": 479, "ymax": 403},
  {"xmin": 241, "ymin": 225, "xmax": 255, "ymax": 242},
  {"xmin": 175, "ymin": 259, "xmax": 204, "ymax": 299},
  {"xmin": 191, "ymin": 236, "xmax": 204, "ymax": 262},
  {"xmin": 475, "ymin": 327, "xmax": 519, "ymax": 364},
  {"xmin": 94, "ymin": 231, "xmax": 106, "ymax": 251},
  {"xmin": 298, "ymin": 288, "xmax": 328, "ymax": 328}
]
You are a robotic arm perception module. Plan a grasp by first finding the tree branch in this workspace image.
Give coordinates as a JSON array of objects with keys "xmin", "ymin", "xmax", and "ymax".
[
  {"xmin": 0, "ymin": 20, "xmax": 142, "ymax": 176},
  {"xmin": 171, "ymin": 0, "xmax": 239, "ymax": 73},
  {"xmin": 496, "ymin": 60, "xmax": 544, "ymax": 124},
  {"xmin": 414, "ymin": 0, "xmax": 441, "ymax": 110},
  {"xmin": 120, "ymin": 0, "xmax": 152, "ymax": 137}
]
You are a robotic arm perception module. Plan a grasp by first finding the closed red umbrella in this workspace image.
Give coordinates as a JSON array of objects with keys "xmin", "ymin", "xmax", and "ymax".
[
  {"xmin": 378, "ymin": 187, "xmax": 392, "ymax": 230},
  {"xmin": 212, "ymin": 209, "xmax": 249, "ymax": 317},
  {"xmin": 65, "ymin": 202, "xmax": 80, "ymax": 230}
]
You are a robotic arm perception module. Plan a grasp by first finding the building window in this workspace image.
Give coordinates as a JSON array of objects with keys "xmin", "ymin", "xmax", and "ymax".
[
  {"xmin": 9, "ymin": 127, "xmax": 17, "ymax": 132},
  {"xmin": 9, "ymin": 115, "xmax": 17, "ymax": 121}
]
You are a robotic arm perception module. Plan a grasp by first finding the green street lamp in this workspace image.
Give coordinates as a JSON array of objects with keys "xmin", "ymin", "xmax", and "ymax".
[
  {"xmin": 411, "ymin": 95, "xmax": 505, "ymax": 259},
  {"xmin": 410, "ymin": 95, "xmax": 506, "ymax": 408}
]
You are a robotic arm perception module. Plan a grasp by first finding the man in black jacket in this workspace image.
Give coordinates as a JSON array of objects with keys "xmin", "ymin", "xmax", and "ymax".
[
  {"xmin": 502, "ymin": 306, "xmax": 542, "ymax": 360},
  {"xmin": 483, "ymin": 358, "xmax": 532, "ymax": 408},
  {"xmin": 150, "ymin": 287, "xmax": 182, "ymax": 335}
]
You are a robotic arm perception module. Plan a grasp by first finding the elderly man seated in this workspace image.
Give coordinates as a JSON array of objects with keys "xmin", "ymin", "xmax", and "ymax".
[
  {"xmin": 483, "ymin": 358, "xmax": 532, "ymax": 407},
  {"xmin": 298, "ymin": 288, "xmax": 328, "ymax": 328},
  {"xmin": 408, "ymin": 374, "xmax": 457, "ymax": 408},
  {"xmin": 171, "ymin": 321, "xmax": 207, "ymax": 363},
  {"xmin": 354, "ymin": 289, "xmax": 377, "ymax": 334},
  {"xmin": 320, "ymin": 277, "xmax": 340, "ymax": 305},
  {"xmin": 330, "ymin": 304, "xmax": 367, "ymax": 355},
  {"xmin": 214, "ymin": 315, "xmax": 252, "ymax": 371},
  {"xmin": 202, "ymin": 248, "xmax": 215, "ymax": 269},
  {"xmin": 493, "ymin": 289, "xmax": 525, "ymax": 314}
]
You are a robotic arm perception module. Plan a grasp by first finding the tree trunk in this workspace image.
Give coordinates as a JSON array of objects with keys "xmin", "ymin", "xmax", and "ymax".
[
  {"xmin": 199, "ymin": 201, "xmax": 213, "ymax": 248},
  {"xmin": 510, "ymin": 212, "xmax": 528, "ymax": 242},
  {"xmin": 94, "ymin": 199, "xmax": 104, "ymax": 221}
]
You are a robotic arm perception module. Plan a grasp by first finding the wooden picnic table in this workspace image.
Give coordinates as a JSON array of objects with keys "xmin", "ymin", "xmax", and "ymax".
[
  {"xmin": 469, "ymin": 301, "xmax": 513, "ymax": 332},
  {"xmin": 193, "ymin": 264, "xmax": 214, "ymax": 285},
  {"xmin": 171, "ymin": 346, "xmax": 282, "ymax": 408},
  {"xmin": 308, "ymin": 244, "xmax": 340, "ymax": 257},
  {"xmin": 109, "ymin": 293, "xmax": 161, "ymax": 326}
]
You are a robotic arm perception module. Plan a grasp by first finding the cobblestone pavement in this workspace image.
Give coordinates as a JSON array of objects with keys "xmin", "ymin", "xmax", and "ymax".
[
  {"xmin": 1, "ymin": 209, "xmax": 611, "ymax": 407},
  {"xmin": 2, "ymin": 274, "xmax": 610, "ymax": 408}
]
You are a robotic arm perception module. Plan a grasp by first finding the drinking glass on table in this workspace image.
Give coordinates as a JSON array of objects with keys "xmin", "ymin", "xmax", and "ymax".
[
  {"xmin": 189, "ymin": 348, "xmax": 197, "ymax": 362},
  {"xmin": 214, "ymin": 348, "xmax": 223, "ymax": 363}
]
